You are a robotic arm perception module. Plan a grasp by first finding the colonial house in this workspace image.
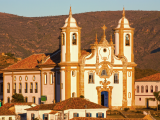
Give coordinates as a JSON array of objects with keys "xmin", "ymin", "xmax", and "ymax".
[
  {"xmin": 25, "ymin": 97, "xmax": 108, "ymax": 120},
  {"xmin": 2, "ymin": 7, "xmax": 137, "ymax": 110},
  {"xmin": 135, "ymin": 73, "xmax": 160, "ymax": 108}
]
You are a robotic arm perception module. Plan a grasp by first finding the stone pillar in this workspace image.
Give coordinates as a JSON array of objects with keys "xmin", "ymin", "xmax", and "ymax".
[
  {"xmin": 79, "ymin": 65, "xmax": 84, "ymax": 96},
  {"xmin": 122, "ymin": 66, "xmax": 127, "ymax": 108}
]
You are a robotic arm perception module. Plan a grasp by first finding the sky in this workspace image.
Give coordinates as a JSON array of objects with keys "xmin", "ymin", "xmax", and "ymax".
[{"xmin": 0, "ymin": 0, "xmax": 159, "ymax": 17}]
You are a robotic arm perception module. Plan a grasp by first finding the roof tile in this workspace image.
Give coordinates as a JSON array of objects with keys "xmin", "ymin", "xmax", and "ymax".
[{"xmin": 135, "ymin": 73, "xmax": 160, "ymax": 81}]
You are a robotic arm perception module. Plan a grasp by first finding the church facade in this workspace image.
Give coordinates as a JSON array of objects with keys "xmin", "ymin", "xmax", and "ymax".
[{"xmin": 3, "ymin": 7, "xmax": 137, "ymax": 110}]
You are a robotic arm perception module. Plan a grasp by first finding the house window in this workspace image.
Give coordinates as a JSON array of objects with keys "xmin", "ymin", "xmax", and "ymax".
[
  {"xmin": 44, "ymin": 74, "xmax": 47, "ymax": 85},
  {"xmin": 125, "ymin": 34, "xmax": 130, "ymax": 46},
  {"xmin": 9, "ymin": 117, "xmax": 12, "ymax": 120},
  {"xmin": 50, "ymin": 73, "xmax": 53, "ymax": 84},
  {"xmin": 43, "ymin": 114, "xmax": 48, "ymax": 120},
  {"xmin": 114, "ymin": 73, "xmax": 119, "ymax": 83},
  {"xmin": 137, "ymin": 86, "xmax": 139, "ymax": 93},
  {"xmin": 62, "ymin": 33, "xmax": 65, "ymax": 45},
  {"xmin": 86, "ymin": 113, "xmax": 92, "ymax": 117},
  {"xmin": 25, "ymin": 76, "xmax": 28, "ymax": 81},
  {"xmin": 25, "ymin": 97, "xmax": 28, "ymax": 102},
  {"xmin": 19, "ymin": 76, "xmax": 22, "ymax": 81},
  {"xmin": 151, "ymin": 85, "xmax": 153, "ymax": 93},
  {"xmin": 72, "ymin": 33, "xmax": 77, "ymax": 45},
  {"xmin": 33, "ymin": 76, "xmax": 36, "ymax": 81},
  {"xmin": 30, "ymin": 83, "xmax": 33, "ymax": 93},
  {"xmin": 35, "ymin": 83, "xmax": 38, "ymax": 93},
  {"xmin": 8, "ymin": 97, "xmax": 10, "ymax": 103},
  {"xmin": 96, "ymin": 113, "xmax": 104, "ymax": 118},
  {"xmin": 19, "ymin": 83, "xmax": 22, "ymax": 93},
  {"xmin": 155, "ymin": 86, "xmax": 158, "ymax": 92},
  {"xmin": 73, "ymin": 113, "xmax": 79, "ymax": 117},
  {"xmin": 72, "ymin": 92, "xmax": 75, "ymax": 98},
  {"xmin": 101, "ymin": 69, "xmax": 107, "ymax": 76},
  {"xmin": 139, "ymin": 98, "xmax": 141, "ymax": 101},
  {"xmin": 2, "ymin": 117, "xmax": 5, "ymax": 120},
  {"xmin": 31, "ymin": 113, "xmax": 35, "ymax": 120},
  {"xmin": 7, "ymin": 83, "xmax": 10, "ymax": 93},
  {"xmin": 13, "ymin": 83, "xmax": 16, "ymax": 93},
  {"xmin": 141, "ymin": 86, "xmax": 144, "ymax": 93},
  {"xmin": 64, "ymin": 113, "xmax": 67, "ymax": 119},
  {"xmin": 128, "ymin": 92, "xmax": 131, "ymax": 98},
  {"xmin": 33, "ymin": 97, "xmax": 35, "ymax": 103},
  {"xmin": 72, "ymin": 71, "xmax": 76, "ymax": 77},
  {"xmin": 25, "ymin": 83, "xmax": 28, "ymax": 93},
  {"xmin": 146, "ymin": 85, "xmax": 148, "ymax": 93},
  {"xmin": 88, "ymin": 73, "xmax": 94, "ymax": 83}
]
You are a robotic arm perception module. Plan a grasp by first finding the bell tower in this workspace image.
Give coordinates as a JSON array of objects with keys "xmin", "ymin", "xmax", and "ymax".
[
  {"xmin": 60, "ymin": 7, "xmax": 81, "ymax": 100},
  {"xmin": 113, "ymin": 7, "xmax": 135, "ymax": 62},
  {"xmin": 61, "ymin": 7, "xmax": 81, "ymax": 63}
]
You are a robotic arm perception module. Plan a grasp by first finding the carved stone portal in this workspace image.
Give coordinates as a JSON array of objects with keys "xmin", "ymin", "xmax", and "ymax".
[{"xmin": 96, "ymin": 79, "xmax": 113, "ymax": 109}]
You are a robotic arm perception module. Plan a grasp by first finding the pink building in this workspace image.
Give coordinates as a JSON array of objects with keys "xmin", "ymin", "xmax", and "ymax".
[{"xmin": 135, "ymin": 73, "xmax": 160, "ymax": 108}]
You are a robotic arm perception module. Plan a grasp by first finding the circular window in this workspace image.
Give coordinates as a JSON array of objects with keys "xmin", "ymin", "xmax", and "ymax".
[
  {"xmin": 19, "ymin": 76, "xmax": 22, "ymax": 81},
  {"xmin": 103, "ymin": 48, "xmax": 106, "ymax": 52},
  {"xmin": 33, "ymin": 76, "xmax": 35, "ymax": 81}
]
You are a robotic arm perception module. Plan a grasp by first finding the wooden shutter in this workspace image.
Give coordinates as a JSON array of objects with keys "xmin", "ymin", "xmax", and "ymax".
[
  {"xmin": 102, "ymin": 113, "xmax": 104, "ymax": 118},
  {"xmin": 43, "ymin": 114, "xmax": 45, "ymax": 120},
  {"xmin": 77, "ymin": 113, "xmax": 79, "ymax": 117},
  {"xmin": 96, "ymin": 113, "xmax": 98, "ymax": 118}
]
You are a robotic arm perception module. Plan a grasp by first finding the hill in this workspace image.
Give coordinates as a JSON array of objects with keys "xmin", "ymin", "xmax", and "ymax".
[{"xmin": 0, "ymin": 10, "xmax": 160, "ymax": 71}]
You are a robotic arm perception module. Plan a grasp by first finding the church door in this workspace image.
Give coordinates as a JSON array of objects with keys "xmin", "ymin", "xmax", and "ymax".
[{"xmin": 101, "ymin": 91, "xmax": 108, "ymax": 107}]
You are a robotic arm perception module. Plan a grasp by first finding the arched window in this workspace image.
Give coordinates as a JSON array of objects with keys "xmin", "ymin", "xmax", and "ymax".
[
  {"xmin": 14, "ymin": 83, "xmax": 16, "ymax": 93},
  {"xmin": 72, "ymin": 33, "xmax": 77, "ymax": 45},
  {"xmin": 25, "ymin": 97, "xmax": 28, "ymax": 102},
  {"xmin": 32, "ymin": 97, "xmax": 35, "ymax": 103},
  {"xmin": 7, "ymin": 83, "xmax": 10, "ymax": 93},
  {"xmin": 35, "ymin": 83, "xmax": 38, "ymax": 93},
  {"xmin": 44, "ymin": 73, "xmax": 47, "ymax": 85},
  {"xmin": 62, "ymin": 33, "xmax": 65, "ymax": 45},
  {"xmin": 19, "ymin": 83, "xmax": 22, "ymax": 93},
  {"xmin": 114, "ymin": 73, "xmax": 119, "ymax": 83},
  {"xmin": 50, "ymin": 73, "xmax": 53, "ymax": 84},
  {"xmin": 137, "ymin": 86, "xmax": 139, "ymax": 93},
  {"xmin": 101, "ymin": 69, "xmax": 107, "ymax": 76},
  {"xmin": 72, "ymin": 92, "xmax": 76, "ymax": 97},
  {"xmin": 125, "ymin": 34, "xmax": 130, "ymax": 46},
  {"xmin": 151, "ymin": 85, "xmax": 153, "ymax": 93},
  {"xmin": 146, "ymin": 85, "xmax": 148, "ymax": 93},
  {"xmin": 8, "ymin": 97, "xmax": 10, "ymax": 103},
  {"xmin": 88, "ymin": 73, "xmax": 94, "ymax": 83},
  {"xmin": 141, "ymin": 86, "xmax": 144, "ymax": 93},
  {"xmin": 25, "ymin": 83, "xmax": 28, "ymax": 93},
  {"xmin": 30, "ymin": 83, "xmax": 33, "ymax": 93},
  {"xmin": 155, "ymin": 86, "xmax": 158, "ymax": 92}
]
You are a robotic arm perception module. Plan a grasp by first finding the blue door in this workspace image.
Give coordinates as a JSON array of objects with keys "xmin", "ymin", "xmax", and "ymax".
[{"xmin": 101, "ymin": 91, "xmax": 108, "ymax": 107}]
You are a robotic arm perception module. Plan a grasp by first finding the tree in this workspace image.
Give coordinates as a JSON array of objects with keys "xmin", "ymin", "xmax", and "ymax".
[
  {"xmin": 153, "ymin": 91, "xmax": 160, "ymax": 112},
  {"xmin": 11, "ymin": 93, "xmax": 25, "ymax": 103}
]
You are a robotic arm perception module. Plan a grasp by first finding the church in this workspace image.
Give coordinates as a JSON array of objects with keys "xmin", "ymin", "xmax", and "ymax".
[{"xmin": 2, "ymin": 7, "xmax": 137, "ymax": 110}]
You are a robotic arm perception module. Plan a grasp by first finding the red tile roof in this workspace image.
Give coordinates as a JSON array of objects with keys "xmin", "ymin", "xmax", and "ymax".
[
  {"xmin": 25, "ymin": 104, "xmax": 56, "ymax": 111},
  {"xmin": 5, "ymin": 54, "xmax": 47, "ymax": 70},
  {"xmin": 0, "ymin": 108, "xmax": 15, "ymax": 115},
  {"xmin": 81, "ymin": 50, "xmax": 90, "ymax": 56},
  {"xmin": 135, "ymin": 73, "xmax": 160, "ymax": 81},
  {"xmin": 26, "ymin": 98, "xmax": 107, "ymax": 111},
  {"xmin": 49, "ymin": 110, "xmax": 59, "ymax": 114},
  {"xmin": 53, "ymin": 97, "xmax": 107, "ymax": 111},
  {"xmin": 70, "ymin": 117, "xmax": 147, "ymax": 120}
]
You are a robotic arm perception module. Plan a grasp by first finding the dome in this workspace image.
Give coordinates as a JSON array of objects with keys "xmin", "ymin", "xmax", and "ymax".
[
  {"xmin": 63, "ymin": 7, "xmax": 78, "ymax": 28},
  {"xmin": 116, "ymin": 17, "xmax": 130, "ymax": 28},
  {"xmin": 116, "ymin": 7, "xmax": 131, "ymax": 29}
]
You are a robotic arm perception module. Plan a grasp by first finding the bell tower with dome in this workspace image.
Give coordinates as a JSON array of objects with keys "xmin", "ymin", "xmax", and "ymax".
[
  {"xmin": 113, "ymin": 7, "xmax": 135, "ymax": 63},
  {"xmin": 60, "ymin": 7, "xmax": 81, "ymax": 100}
]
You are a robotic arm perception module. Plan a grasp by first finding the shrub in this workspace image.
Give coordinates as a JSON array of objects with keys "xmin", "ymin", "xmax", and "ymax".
[
  {"xmin": 124, "ymin": 108, "xmax": 130, "ymax": 111},
  {"xmin": 11, "ymin": 93, "xmax": 25, "ymax": 103},
  {"xmin": 80, "ymin": 95, "xmax": 84, "ymax": 98},
  {"xmin": 135, "ymin": 110, "xmax": 142, "ymax": 113}
]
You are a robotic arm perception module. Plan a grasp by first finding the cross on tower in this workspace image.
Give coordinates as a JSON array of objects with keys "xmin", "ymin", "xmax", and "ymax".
[{"xmin": 101, "ymin": 25, "xmax": 107, "ymax": 37}]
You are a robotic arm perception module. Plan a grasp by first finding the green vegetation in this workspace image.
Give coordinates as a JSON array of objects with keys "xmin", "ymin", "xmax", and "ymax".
[
  {"xmin": 80, "ymin": 95, "xmax": 84, "ymax": 98},
  {"xmin": 124, "ymin": 107, "xmax": 130, "ymax": 111},
  {"xmin": 11, "ymin": 93, "xmax": 25, "ymax": 103}
]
